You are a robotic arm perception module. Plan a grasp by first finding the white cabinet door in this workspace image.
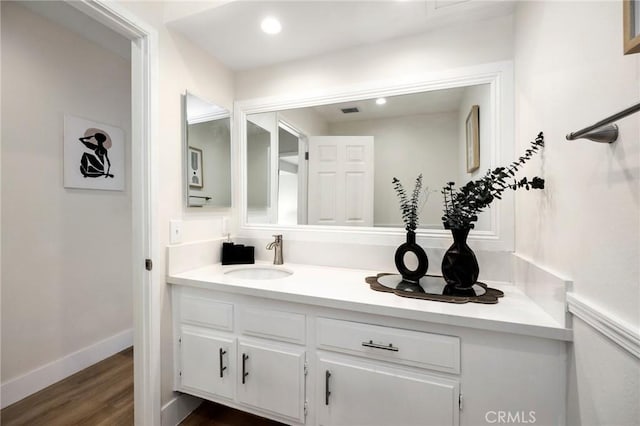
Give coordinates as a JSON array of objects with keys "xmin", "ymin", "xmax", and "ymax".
[
  {"xmin": 180, "ymin": 327, "xmax": 235, "ymax": 400},
  {"xmin": 237, "ymin": 339, "xmax": 306, "ymax": 423},
  {"xmin": 317, "ymin": 354, "xmax": 459, "ymax": 426}
]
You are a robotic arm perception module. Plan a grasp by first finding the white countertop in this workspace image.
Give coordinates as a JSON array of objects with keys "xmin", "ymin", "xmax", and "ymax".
[{"xmin": 168, "ymin": 262, "xmax": 572, "ymax": 341}]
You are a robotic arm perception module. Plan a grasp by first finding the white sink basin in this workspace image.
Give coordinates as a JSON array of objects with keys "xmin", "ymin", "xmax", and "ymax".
[{"xmin": 224, "ymin": 266, "xmax": 293, "ymax": 280}]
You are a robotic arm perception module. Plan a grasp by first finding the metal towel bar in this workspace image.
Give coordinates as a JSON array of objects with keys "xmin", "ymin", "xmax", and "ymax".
[{"xmin": 566, "ymin": 101, "xmax": 640, "ymax": 143}]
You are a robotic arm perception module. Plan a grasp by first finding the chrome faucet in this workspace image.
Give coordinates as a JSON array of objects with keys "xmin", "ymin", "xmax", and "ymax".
[{"xmin": 266, "ymin": 234, "xmax": 283, "ymax": 265}]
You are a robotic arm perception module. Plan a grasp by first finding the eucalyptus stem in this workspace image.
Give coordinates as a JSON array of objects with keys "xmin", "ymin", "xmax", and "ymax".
[
  {"xmin": 392, "ymin": 174, "xmax": 426, "ymax": 232},
  {"xmin": 442, "ymin": 132, "xmax": 545, "ymax": 230}
]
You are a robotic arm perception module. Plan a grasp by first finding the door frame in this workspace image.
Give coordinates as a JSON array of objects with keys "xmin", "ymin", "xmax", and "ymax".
[
  {"xmin": 66, "ymin": 1, "xmax": 160, "ymax": 424},
  {"xmin": 277, "ymin": 119, "xmax": 308, "ymax": 225}
]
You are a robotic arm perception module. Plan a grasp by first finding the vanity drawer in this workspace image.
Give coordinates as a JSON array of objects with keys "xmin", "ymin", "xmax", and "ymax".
[
  {"xmin": 180, "ymin": 295, "xmax": 233, "ymax": 331},
  {"xmin": 238, "ymin": 306, "xmax": 306, "ymax": 344},
  {"xmin": 316, "ymin": 318, "xmax": 460, "ymax": 374}
]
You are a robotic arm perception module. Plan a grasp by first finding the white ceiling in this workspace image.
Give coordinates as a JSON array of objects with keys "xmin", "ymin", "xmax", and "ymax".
[
  {"xmin": 23, "ymin": 1, "xmax": 514, "ymax": 72},
  {"xmin": 20, "ymin": 1, "xmax": 131, "ymax": 60},
  {"xmin": 167, "ymin": 0, "xmax": 515, "ymax": 71},
  {"xmin": 309, "ymin": 86, "xmax": 468, "ymax": 123}
]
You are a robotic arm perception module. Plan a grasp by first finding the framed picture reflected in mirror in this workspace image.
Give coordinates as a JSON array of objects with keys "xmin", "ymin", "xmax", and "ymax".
[
  {"xmin": 624, "ymin": 0, "xmax": 640, "ymax": 54},
  {"xmin": 466, "ymin": 105, "xmax": 480, "ymax": 173}
]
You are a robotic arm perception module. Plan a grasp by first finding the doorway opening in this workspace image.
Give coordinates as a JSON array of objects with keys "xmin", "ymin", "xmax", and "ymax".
[
  {"xmin": 0, "ymin": 0, "xmax": 157, "ymax": 423},
  {"xmin": 277, "ymin": 121, "xmax": 308, "ymax": 226}
]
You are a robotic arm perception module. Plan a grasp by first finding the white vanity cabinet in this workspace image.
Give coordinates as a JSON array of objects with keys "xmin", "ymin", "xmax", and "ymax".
[
  {"xmin": 173, "ymin": 287, "xmax": 463, "ymax": 425},
  {"xmin": 170, "ymin": 264, "xmax": 570, "ymax": 426},
  {"xmin": 315, "ymin": 318, "xmax": 460, "ymax": 426},
  {"xmin": 237, "ymin": 339, "xmax": 306, "ymax": 422},
  {"xmin": 176, "ymin": 292, "xmax": 236, "ymax": 400},
  {"xmin": 316, "ymin": 355, "xmax": 459, "ymax": 426},
  {"xmin": 173, "ymin": 286, "xmax": 308, "ymax": 425},
  {"xmin": 179, "ymin": 326, "xmax": 235, "ymax": 400},
  {"xmin": 235, "ymin": 303, "xmax": 307, "ymax": 422}
]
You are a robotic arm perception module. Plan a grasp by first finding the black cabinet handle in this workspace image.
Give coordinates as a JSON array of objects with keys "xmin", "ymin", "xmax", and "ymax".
[
  {"xmin": 361, "ymin": 340, "xmax": 399, "ymax": 352},
  {"xmin": 219, "ymin": 348, "xmax": 227, "ymax": 378},
  {"xmin": 325, "ymin": 370, "xmax": 331, "ymax": 406},
  {"xmin": 242, "ymin": 353, "xmax": 249, "ymax": 384}
]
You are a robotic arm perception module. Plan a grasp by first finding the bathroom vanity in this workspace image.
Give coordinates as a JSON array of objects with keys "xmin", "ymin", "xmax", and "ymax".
[
  {"xmin": 168, "ymin": 261, "xmax": 571, "ymax": 426},
  {"xmin": 168, "ymin": 59, "xmax": 574, "ymax": 426}
]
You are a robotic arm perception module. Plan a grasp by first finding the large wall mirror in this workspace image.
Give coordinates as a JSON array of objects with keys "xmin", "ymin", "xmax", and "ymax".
[
  {"xmin": 183, "ymin": 91, "xmax": 231, "ymax": 208},
  {"xmin": 236, "ymin": 63, "xmax": 514, "ymax": 250}
]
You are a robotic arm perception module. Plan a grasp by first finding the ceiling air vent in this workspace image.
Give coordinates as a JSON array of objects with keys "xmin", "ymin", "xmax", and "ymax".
[{"xmin": 341, "ymin": 107, "xmax": 359, "ymax": 114}]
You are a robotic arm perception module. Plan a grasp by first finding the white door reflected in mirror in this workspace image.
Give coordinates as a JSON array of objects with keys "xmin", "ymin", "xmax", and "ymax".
[{"xmin": 307, "ymin": 136, "xmax": 374, "ymax": 227}]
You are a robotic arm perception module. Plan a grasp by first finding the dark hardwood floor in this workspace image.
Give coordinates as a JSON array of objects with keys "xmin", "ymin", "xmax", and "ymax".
[
  {"xmin": 0, "ymin": 347, "xmax": 285, "ymax": 426},
  {"xmin": 179, "ymin": 401, "xmax": 286, "ymax": 426}
]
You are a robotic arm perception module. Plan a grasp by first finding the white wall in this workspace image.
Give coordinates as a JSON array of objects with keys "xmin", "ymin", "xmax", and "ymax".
[
  {"xmin": 236, "ymin": 14, "xmax": 514, "ymax": 101},
  {"xmin": 328, "ymin": 112, "xmax": 459, "ymax": 228},
  {"xmin": 111, "ymin": 1, "xmax": 236, "ymax": 408},
  {"xmin": 1, "ymin": 0, "xmax": 131, "ymax": 386},
  {"xmin": 514, "ymin": 2, "xmax": 640, "ymax": 424}
]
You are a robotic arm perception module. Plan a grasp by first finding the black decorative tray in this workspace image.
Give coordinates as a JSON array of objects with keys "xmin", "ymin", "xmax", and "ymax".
[{"xmin": 366, "ymin": 273, "xmax": 504, "ymax": 304}]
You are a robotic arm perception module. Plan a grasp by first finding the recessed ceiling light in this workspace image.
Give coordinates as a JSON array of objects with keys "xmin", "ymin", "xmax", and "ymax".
[
  {"xmin": 376, "ymin": 98, "xmax": 387, "ymax": 105},
  {"xmin": 261, "ymin": 17, "xmax": 282, "ymax": 35}
]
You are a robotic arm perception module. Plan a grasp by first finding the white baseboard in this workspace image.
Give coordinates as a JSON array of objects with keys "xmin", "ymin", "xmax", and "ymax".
[
  {"xmin": 161, "ymin": 393, "xmax": 202, "ymax": 426},
  {"xmin": 567, "ymin": 293, "xmax": 640, "ymax": 359},
  {"xmin": 0, "ymin": 328, "xmax": 133, "ymax": 409}
]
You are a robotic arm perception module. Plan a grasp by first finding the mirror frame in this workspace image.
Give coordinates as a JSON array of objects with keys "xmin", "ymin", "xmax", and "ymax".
[
  {"xmin": 182, "ymin": 90, "xmax": 232, "ymax": 209},
  {"xmin": 234, "ymin": 61, "xmax": 514, "ymax": 251}
]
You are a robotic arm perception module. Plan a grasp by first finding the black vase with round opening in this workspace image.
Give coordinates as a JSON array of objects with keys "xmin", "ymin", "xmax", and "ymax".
[
  {"xmin": 441, "ymin": 227, "xmax": 479, "ymax": 290},
  {"xmin": 394, "ymin": 230, "xmax": 428, "ymax": 292}
]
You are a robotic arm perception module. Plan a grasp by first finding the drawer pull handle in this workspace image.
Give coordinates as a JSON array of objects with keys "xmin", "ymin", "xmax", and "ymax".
[
  {"xmin": 242, "ymin": 353, "xmax": 249, "ymax": 384},
  {"xmin": 219, "ymin": 348, "xmax": 227, "ymax": 378},
  {"xmin": 362, "ymin": 340, "xmax": 399, "ymax": 352},
  {"xmin": 325, "ymin": 370, "xmax": 331, "ymax": 406}
]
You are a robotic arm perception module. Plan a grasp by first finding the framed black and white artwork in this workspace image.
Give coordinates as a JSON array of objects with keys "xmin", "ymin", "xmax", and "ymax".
[
  {"xmin": 64, "ymin": 115, "xmax": 125, "ymax": 191},
  {"xmin": 188, "ymin": 146, "xmax": 204, "ymax": 188}
]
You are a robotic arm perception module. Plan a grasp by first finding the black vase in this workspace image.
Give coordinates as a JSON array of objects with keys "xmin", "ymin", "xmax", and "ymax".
[
  {"xmin": 394, "ymin": 231, "xmax": 429, "ymax": 286},
  {"xmin": 441, "ymin": 227, "xmax": 479, "ymax": 289}
]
